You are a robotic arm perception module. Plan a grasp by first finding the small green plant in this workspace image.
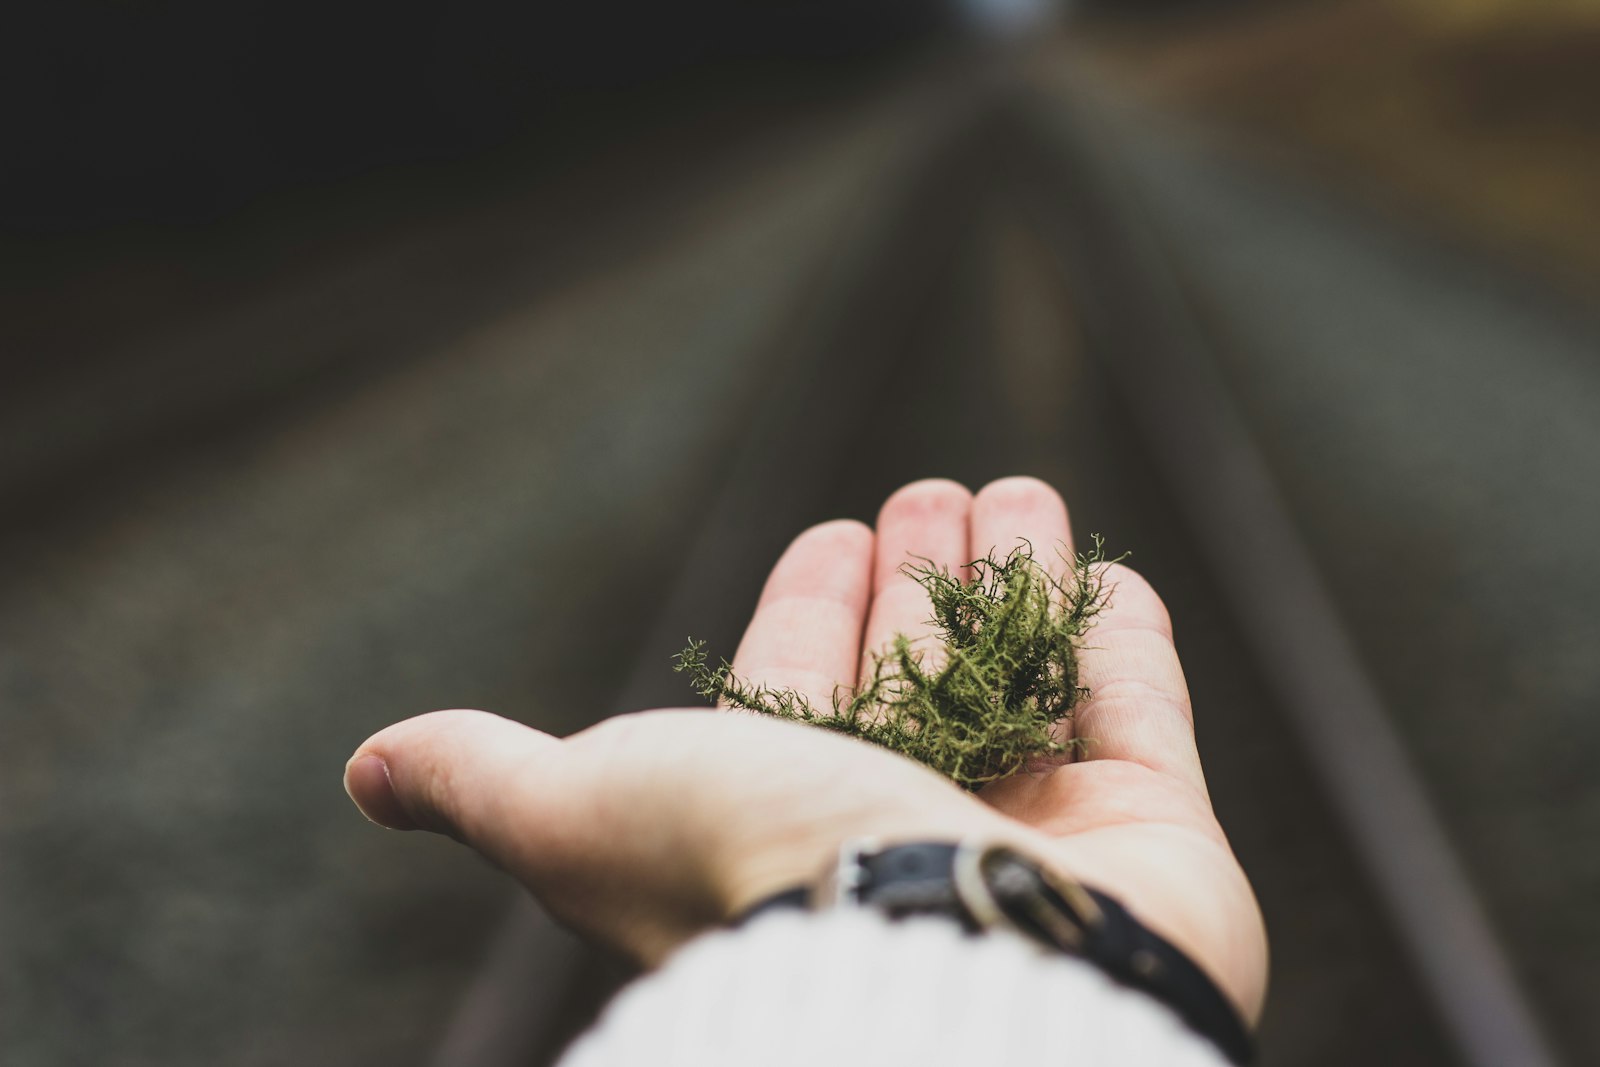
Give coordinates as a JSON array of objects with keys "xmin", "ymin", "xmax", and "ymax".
[{"xmin": 675, "ymin": 538, "xmax": 1120, "ymax": 790}]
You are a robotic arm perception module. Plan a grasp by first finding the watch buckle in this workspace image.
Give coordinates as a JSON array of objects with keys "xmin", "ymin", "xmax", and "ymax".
[{"xmin": 952, "ymin": 838, "xmax": 1103, "ymax": 952}]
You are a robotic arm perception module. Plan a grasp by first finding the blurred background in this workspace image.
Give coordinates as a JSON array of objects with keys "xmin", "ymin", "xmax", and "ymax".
[{"xmin": 3, "ymin": 0, "xmax": 1597, "ymax": 1064}]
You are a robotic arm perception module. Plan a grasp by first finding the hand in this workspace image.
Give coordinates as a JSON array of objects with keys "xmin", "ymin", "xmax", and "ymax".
[{"xmin": 344, "ymin": 477, "xmax": 1268, "ymax": 1022}]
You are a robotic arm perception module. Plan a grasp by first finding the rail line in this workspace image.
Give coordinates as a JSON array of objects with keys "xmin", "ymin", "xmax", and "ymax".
[
  {"xmin": 426, "ymin": 54, "xmax": 1555, "ymax": 1067},
  {"xmin": 1015, "ymin": 67, "xmax": 1559, "ymax": 1067}
]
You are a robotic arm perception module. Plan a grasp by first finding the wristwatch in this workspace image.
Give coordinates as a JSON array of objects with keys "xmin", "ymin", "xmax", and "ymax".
[{"xmin": 738, "ymin": 838, "xmax": 1255, "ymax": 1066}]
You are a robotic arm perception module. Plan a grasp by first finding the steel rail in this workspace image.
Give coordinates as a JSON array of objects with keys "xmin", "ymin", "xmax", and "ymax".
[
  {"xmin": 423, "ymin": 71, "xmax": 1004, "ymax": 1067},
  {"xmin": 1008, "ymin": 70, "xmax": 1561, "ymax": 1067}
]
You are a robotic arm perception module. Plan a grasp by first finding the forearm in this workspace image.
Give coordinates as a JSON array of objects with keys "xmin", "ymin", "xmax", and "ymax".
[{"xmin": 557, "ymin": 909, "xmax": 1230, "ymax": 1066}]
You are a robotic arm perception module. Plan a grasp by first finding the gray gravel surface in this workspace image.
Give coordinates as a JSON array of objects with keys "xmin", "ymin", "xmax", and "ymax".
[{"xmin": 0, "ymin": 80, "xmax": 944, "ymax": 1067}]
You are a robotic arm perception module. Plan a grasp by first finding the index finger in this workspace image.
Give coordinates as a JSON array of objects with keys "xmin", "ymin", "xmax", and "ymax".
[{"xmin": 728, "ymin": 519, "xmax": 874, "ymax": 711}]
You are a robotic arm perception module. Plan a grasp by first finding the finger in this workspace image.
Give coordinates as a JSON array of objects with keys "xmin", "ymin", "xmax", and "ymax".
[
  {"xmin": 861, "ymin": 479, "xmax": 972, "ymax": 679},
  {"xmin": 969, "ymin": 476, "xmax": 1075, "ymax": 581},
  {"xmin": 345, "ymin": 709, "xmax": 564, "ymax": 868},
  {"xmin": 728, "ymin": 519, "xmax": 873, "ymax": 710},
  {"xmin": 970, "ymin": 477, "xmax": 1076, "ymax": 750},
  {"xmin": 1071, "ymin": 564, "xmax": 1208, "ymax": 796}
]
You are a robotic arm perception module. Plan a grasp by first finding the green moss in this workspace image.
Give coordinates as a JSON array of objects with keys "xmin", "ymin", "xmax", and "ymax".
[{"xmin": 674, "ymin": 538, "xmax": 1119, "ymax": 790}]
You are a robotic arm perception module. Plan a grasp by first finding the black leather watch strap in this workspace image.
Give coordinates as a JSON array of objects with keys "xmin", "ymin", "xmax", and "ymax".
[
  {"xmin": 736, "ymin": 841, "xmax": 1254, "ymax": 1066},
  {"xmin": 1072, "ymin": 884, "xmax": 1253, "ymax": 1065}
]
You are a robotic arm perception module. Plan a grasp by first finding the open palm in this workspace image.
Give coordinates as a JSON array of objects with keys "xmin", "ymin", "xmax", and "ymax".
[
  {"xmin": 724, "ymin": 477, "xmax": 1266, "ymax": 1022},
  {"xmin": 345, "ymin": 477, "xmax": 1266, "ymax": 1026}
]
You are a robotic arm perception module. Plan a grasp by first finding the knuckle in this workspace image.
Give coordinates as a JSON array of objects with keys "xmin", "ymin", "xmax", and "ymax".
[{"xmin": 1100, "ymin": 564, "xmax": 1173, "ymax": 636}]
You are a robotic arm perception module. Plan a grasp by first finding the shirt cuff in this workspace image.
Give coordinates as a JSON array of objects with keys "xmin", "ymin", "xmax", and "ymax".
[{"xmin": 557, "ymin": 908, "xmax": 1230, "ymax": 1066}]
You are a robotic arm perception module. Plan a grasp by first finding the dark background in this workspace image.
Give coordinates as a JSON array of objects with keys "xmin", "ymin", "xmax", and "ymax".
[
  {"xmin": 1, "ymin": 1, "xmax": 950, "ymax": 230},
  {"xmin": 4, "ymin": 1, "xmax": 1597, "ymax": 1064}
]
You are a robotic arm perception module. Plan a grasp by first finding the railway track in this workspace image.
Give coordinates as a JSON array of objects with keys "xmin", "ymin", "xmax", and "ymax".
[
  {"xmin": 433, "ymin": 57, "xmax": 1547, "ymax": 1066},
  {"xmin": 7, "ymin": 42, "xmax": 1580, "ymax": 1067}
]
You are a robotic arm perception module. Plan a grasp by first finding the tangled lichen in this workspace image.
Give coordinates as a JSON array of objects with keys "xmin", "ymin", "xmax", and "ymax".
[{"xmin": 674, "ymin": 538, "xmax": 1118, "ymax": 790}]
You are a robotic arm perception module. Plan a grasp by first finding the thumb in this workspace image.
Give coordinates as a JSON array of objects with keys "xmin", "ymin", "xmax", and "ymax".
[
  {"xmin": 345, "ymin": 708, "xmax": 723, "ymax": 960},
  {"xmin": 344, "ymin": 708, "xmax": 563, "ymax": 859}
]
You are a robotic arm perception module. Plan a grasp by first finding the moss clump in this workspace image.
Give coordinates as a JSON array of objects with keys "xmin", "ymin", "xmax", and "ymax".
[{"xmin": 674, "ymin": 538, "xmax": 1118, "ymax": 790}]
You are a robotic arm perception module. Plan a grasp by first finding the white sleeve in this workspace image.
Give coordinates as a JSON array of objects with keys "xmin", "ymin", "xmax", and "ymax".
[{"xmin": 556, "ymin": 909, "xmax": 1231, "ymax": 1067}]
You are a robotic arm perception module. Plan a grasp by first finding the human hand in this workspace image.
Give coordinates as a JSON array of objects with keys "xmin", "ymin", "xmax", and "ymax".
[{"xmin": 343, "ymin": 477, "xmax": 1268, "ymax": 1022}]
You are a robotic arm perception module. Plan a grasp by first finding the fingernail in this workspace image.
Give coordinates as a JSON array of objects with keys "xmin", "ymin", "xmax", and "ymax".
[{"xmin": 343, "ymin": 753, "xmax": 420, "ymax": 830}]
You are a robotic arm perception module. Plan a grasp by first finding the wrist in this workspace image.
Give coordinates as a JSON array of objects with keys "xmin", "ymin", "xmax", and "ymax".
[
  {"xmin": 730, "ymin": 835, "xmax": 1256, "ymax": 1066},
  {"xmin": 717, "ymin": 809, "xmax": 1024, "ymax": 922}
]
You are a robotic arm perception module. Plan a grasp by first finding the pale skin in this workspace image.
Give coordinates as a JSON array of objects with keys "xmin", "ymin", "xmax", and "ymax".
[{"xmin": 345, "ymin": 477, "xmax": 1269, "ymax": 1025}]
